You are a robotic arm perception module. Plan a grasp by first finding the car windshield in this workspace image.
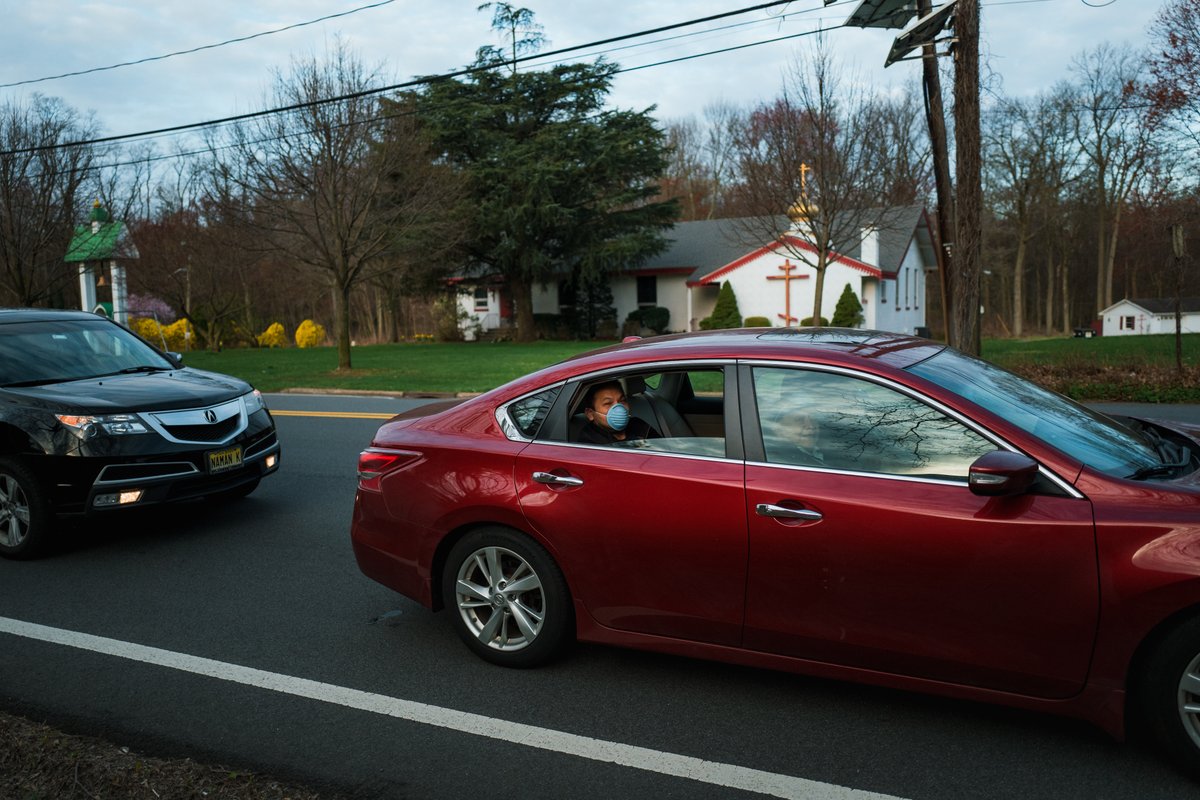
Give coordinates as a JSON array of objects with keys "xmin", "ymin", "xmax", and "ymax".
[
  {"xmin": 0, "ymin": 318, "xmax": 174, "ymax": 386},
  {"xmin": 908, "ymin": 349, "xmax": 1162, "ymax": 478}
]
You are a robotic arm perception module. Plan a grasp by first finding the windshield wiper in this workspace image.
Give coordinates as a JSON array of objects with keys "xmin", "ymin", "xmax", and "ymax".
[
  {"xmin": 116, "ymin": 365, "xmax": 173, "ymax": 374},
  {"xmin": 1, "ymin": 377, "xmax": 72, "ymax": 388},
  {"xmin": 1129, "ymin": 458, "xmax": 1192, "ymax": 480}
]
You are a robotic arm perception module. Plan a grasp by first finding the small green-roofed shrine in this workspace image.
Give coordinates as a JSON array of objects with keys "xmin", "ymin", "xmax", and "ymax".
[
  {"xmin": 64, "ymin": 203, "xmax": 136, "ymax": 262},
  {"xmin": 64, "ymin": 201, "xmax": 137, "ymax": 323}
]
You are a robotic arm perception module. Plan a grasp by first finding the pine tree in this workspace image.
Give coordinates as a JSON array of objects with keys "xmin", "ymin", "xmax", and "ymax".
[
  {"xmin": 701, "ymin": 281, "xmax": 742, "ymax": 329},
  {"xmin": 831, "ymin": 283, "xmax": 864, "ymax": 328}
]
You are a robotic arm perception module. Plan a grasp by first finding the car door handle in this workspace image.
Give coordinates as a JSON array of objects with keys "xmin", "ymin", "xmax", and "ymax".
[
  {"xmin": 533, "ymin": 471, "xmax": 584, "ymax": 487},
  {"xmin": 756, "ymin": 503, "xmax": 822, "ymax": 521}
]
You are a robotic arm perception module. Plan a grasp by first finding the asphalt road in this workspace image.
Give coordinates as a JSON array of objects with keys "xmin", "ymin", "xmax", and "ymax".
[{"xmin": 1, "ymin": 394, "xmax": 1198, "ymax": 799}]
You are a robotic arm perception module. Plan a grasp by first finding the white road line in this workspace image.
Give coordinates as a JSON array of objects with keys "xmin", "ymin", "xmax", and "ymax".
[{"xmin": 0, "ymin": 616, "xmax": 905, "ymax": 800}]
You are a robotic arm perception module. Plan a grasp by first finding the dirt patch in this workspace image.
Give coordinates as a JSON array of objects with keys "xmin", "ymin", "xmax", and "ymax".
[{"xmin": 0, "ymin": 710, "xmax": 338, "ymax": 800}]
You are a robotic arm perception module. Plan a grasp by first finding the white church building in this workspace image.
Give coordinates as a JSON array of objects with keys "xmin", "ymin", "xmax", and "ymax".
[{"xmin": 459, "ymin": 204, "xmax": 937, "ymax": 337}]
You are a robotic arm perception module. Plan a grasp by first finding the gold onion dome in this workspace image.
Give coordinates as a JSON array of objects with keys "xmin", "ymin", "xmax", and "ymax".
[{"xmin": 787, "ymin": 194, "xmax": 818, "ymax": 223}]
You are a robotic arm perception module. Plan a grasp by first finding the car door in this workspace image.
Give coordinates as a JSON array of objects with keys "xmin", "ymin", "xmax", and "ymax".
[
  {"xmin": 740, "ymin": 364, "xmax": 1099, "ymax": 699},
  {"xmin": 514, "ymin": 365, "xmax": 748, "ymax": 646}
]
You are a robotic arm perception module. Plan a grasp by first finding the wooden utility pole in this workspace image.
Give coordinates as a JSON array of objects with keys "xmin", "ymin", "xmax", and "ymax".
[
  {"xmin": 918, "ymin": 0, "xmax": 955, "ymax": 345},
  {"xmin": 952, "ymin": 0, "xmax": 983, "ymax": 355}
]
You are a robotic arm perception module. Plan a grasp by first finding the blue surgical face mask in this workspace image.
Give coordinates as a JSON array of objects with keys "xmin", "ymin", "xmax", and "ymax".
[{"xmin": 603, "ymin": 402, "xmax": 630, "ymax": 431}]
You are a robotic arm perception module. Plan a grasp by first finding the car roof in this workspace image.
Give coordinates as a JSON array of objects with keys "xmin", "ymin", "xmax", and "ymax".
[
  {"xmin": 0, "ymin": 308, "xmax": 110, "ymax": 325},
  {"xmin": 472, "ymin": 327, "xmax": 948, "ymax": 405},
  {"xmin": 562, "ymin": 327, "xmax": 945, "ymax": 372}
]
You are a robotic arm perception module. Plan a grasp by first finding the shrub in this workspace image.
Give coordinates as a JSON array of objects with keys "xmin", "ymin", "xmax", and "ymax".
[
  {"xmin": 294, "ymin": 319, "xmax": 327, "ymax": 348},
  {"xmin": 433, "ymin": 297, "xmax": 466, "ymax": 341},
  {"xmin": 639, "ymin": 306, "xmax": 670, "ymax": 334},
  {"xmin": 831, "ymin": 284, "xmax": 865, "ymax": 328},
  {"xmin": 700, "ymin": 282, "xmax": 742, "ymax": 329},
  {"xmin": 743, "ymin": 316, "xmax": 771, "ymax": 327},
  {"xmin": 164, "ymin": 319, "xmax": 190, "ymax": 351},
  {"xmin": 533, "ymin": 313, "xmax": 567, "ymax": 339},
  {"xmin": 800, "ymin": 316, "xmax": 830, "ymax": 326},
  {"xmin": 125, "ymin": 294, "xmax": 176, "ymax": 323},
  {"xmin": 133, "ymin": 317, "xmax": 189, "ymax": 351},
  {"xmin": 129, "ymin": 317, "xmax": 162, "ymax": 344},
  {"xmin": 257, "ymin": 322, "xmax": 288, "ymax": 348}
]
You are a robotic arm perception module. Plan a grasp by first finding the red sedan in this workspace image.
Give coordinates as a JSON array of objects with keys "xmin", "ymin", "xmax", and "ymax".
[{"xmin": 350, "ymin": 329, "xmax": 1200, "ymax": 777}]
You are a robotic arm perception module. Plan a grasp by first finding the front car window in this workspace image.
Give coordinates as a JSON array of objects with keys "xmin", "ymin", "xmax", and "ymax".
[
  {"xmin": 908, "ymin": 349, "xmax": 1160, "ymax": 478},
  {"xmin": 753, "ymin": 367, "xmax": 994, "ymax": 479},
  {"xmin": 0, "ymin": 318, "xmax": 174, "ymax": 386},
  {"xmin": 563, "ymin": 368, "xmax": 727, "ymax": 458}
]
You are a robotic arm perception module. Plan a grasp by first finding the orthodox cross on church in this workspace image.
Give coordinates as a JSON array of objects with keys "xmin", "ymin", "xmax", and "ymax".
[
  {"xmin": 798, "ymin": 162, "xmax": 812, "ymax": 194},
  {"xmin": 766, "ymin": 258, "xmax": 809, "ymax": 325}
]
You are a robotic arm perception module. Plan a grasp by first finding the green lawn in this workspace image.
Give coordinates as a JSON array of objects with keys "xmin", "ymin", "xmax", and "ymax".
[
  {"xmin": 181, "ymin": 333, "xmax": 1200, "ymax": 401},
  {"xmin": 182, "ymin": 340, "xmax": 615, "ymax": 394},
  {"xmin": 983, "ymin": 333, "xmax": 1200, "ymax": 367}
]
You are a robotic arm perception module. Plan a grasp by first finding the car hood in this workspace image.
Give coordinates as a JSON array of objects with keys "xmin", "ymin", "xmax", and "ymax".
[{"xmin": 3, "ymin": 368, "xmax": 250, "ymax": 413}]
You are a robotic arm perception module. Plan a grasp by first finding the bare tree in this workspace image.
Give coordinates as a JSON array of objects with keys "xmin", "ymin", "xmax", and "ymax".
[
  {"xmin": 0, "ymin": 95, "xmax": 98, "ymax": 307},
  {"xmin": 984, "ymin": 89, "xmax": 1078, "ymax": 336},
  {"xmin": 733, "ymin": 48, "xmax": 914, "ymax": 324},
  {"xmin": 205, "ymin": 41, "xmax": 462, "ymax": 369},
  {"xmin": 1146, "ymin": 0, "xmax": 1200, "ymax": 167},
  {"xmin": 1071, "ymin": 43, "xmax": 1154, "ymax": 316}
]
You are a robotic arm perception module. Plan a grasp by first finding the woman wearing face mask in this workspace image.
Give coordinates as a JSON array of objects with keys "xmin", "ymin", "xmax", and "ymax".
[{"xmin": 578, "ymin": 380, "xmax": 660, "ymax": 445}]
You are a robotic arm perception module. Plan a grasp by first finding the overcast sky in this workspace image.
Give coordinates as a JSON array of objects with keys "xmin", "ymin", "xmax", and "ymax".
[{"xmin": 0, "ymin": 0, "xmax": 1165, "ymax": 151}]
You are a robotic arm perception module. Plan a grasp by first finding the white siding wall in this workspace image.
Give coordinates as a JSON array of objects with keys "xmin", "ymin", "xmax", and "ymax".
[
  {"xmin": 874, "ymin": 246, "xmax": 928, "ymax": 335},
  {"xmin": 716, "ymin": 253, "xmax": 871, "ymax": 327},
  {"xmin": 1103, "ymin": 302, "xmax": 1200, "ymax": 335}
]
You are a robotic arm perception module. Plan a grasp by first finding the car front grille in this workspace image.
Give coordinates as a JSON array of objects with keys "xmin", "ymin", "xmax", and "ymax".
[
  {"xmin": 159, "ymin": 416, "xmax": 240, "ymax": 443},
  {"xmin": 146, "ymin": 399, "xmax": 246, "ymax": 444}
]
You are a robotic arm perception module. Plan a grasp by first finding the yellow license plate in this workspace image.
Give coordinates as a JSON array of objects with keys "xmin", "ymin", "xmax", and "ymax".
[{"xmin": 207, "ymin": 445, "xmax": 244, "ymax": 474}]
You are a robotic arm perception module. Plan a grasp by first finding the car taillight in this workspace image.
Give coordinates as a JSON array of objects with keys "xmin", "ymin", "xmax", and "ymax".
[{"xmin": 357, "ymin": 448, "xmax": 421, "ymax": 491}]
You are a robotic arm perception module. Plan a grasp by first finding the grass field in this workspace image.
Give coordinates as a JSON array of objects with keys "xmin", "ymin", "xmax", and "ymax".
[
  {"xmin": 182, "ymin": 340, "xmax": 612, "ymax": 394},
  {"xmin": 180, "ymin": 333, "xmax": 1200, "ymax": 401}
]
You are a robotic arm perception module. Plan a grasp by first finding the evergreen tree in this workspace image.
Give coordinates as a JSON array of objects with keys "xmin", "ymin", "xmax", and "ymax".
[
  {"xmin": 415, "ymin": 6, "xmax": 678, "ymax": 341},
  {"xmin": 701, "ymin": 281, "xmax": 742, "ymax": 329},
  {"xmin": 571, "ymin": 271, "xmax": 616, "ymax": 339},
  {"xmin": 831, "ymin": 283, "xmax": 864, "ymax": 328}
]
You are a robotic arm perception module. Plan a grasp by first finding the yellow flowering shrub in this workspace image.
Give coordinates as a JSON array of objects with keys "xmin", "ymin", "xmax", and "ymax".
[
  {"xmin": 294, "ymin": 319, "xmax": 327, "ymax": 349},
  {"xmin": 161, "ymin": 319, "xmax": 190, "ymax": 352},
  {"xmin": 129, "ymin": 317, "xmax": 161, "ymax": 343},
  {"xmin": 130, "ymin": 317, "xmax": 188, "ymax": 352},
  {"xmin": 257, "ymin": 322, "xmax": 288, "ymax": 348}
]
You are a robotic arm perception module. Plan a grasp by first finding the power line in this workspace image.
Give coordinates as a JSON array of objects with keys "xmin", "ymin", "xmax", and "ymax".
[
  {"xmin": 0, "ymin": 0, "xmax": 398, "ymax": 90},
  {"xmin": 1, "ymin": 0, "xmax": 803, "ymax": 157},
  {"xmin": 49, "ymin": 19, "xmax": 854, "ymax": 179}
]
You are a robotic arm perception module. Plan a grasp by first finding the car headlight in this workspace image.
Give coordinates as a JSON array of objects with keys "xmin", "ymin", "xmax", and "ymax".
[
  {"xmin": 242, "ymin": 389, "xmax": 266, "ymax": 415},
  {"xmin": 56, "ymin": 413, "xmax": 149, "ymax": 437}
]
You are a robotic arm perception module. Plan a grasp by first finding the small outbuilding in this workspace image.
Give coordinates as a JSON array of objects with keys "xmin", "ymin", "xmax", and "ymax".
[
  {"xmin": 64, "ymin": 201, "xmax": 138, "ymax": 325},
  {"xmin": 1100, "ymin": 298, "xmax": 1200, "ymax": 336}
]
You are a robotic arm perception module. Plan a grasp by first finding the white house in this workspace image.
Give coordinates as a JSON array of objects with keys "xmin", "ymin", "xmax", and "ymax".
[
  {"xmin": 1100, "ymin": 298, "xmax": 1200, "ymax": 336},
  {"xmin": 457, "ymin": 204, "xmax": 937, "ymax": 337}
]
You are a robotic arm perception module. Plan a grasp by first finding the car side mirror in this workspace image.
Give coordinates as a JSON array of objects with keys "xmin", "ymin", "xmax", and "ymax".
[
  {"xmin": 968, "ymin": 450, "xmax": 1039, "ymax": 497},
  {"xmin": 166, "ymin": 352, "xmax": 183, "ymax": 366}
]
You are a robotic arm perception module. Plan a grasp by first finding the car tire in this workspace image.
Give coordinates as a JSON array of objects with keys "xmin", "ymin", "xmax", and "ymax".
[
  {"xmin": 441, "ymin": 527, "xmax": 573, "ymax": 668},
  {"xmin": 0, "ymin": 456, "xmax": 51, "ymax": 560},
  {"xmin": 1139, "ymin": 614, "xmax": 1200, "ymax": 778}
]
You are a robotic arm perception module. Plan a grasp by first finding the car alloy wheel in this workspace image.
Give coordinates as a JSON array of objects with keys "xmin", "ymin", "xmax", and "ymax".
[
  {"xmin": 442, "ymin": 527, "xmax": 571, "ymax": 667},
  {"xmin": 0, "ymin": 474, "xmax": 30, "ymax": 549},
  {"xmin": 0, "ymin": 457, "xmax": 50, "ymax": 559},
  {"xmin": 455, "ymin": 544, "xmax": 544, "ymax": 651},
  {"xmin": 1177, "ymin": 648, "xmax": 1200, "ymax": 751}
]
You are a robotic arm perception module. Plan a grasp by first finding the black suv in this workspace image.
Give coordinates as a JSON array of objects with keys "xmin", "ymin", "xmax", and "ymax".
[{"xmin": 0, "ymin": 309, "xmax": 280, "ymax": 558}]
